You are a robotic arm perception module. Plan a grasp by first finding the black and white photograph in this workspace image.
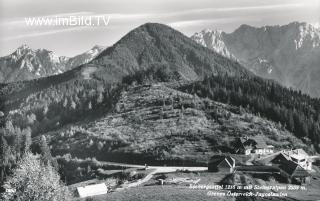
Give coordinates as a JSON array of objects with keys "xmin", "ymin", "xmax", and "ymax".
[{"xmin": 0, "ymin": 0, "xmax": 320, "ymax": 200}]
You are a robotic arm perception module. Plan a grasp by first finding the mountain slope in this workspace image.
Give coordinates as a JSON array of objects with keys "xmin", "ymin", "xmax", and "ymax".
[
  {"xmin": 0, "ymin": 45, "xmax": 105, "ymax": 83},
  {"xmin": 192, "ymin": 22, "xmax": 320, "ymax": 97},
  {"xmin": 46, "ymin": 84, "xmax": 310, "ymax": 164}
]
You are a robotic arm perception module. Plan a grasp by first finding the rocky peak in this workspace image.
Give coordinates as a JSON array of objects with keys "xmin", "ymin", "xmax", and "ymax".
[
  {"xmin": 191, "ymin": 22, "xmax": 320, "ymax": 97},
  {"xmin": 191, "ymin": 29, "xmax": 235, "ymax": 60},
  {"xmin": 12, "ymin": 44, "xmax": 34, "ymax": 59}
]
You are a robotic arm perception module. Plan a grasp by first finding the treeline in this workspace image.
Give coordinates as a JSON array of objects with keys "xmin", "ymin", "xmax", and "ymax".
[
  {"xmin": 3, "ymin": 79, "xmax": 121, "ymax": 137},
  {"xmin": 179, "ymin": 74, "xmax": 320, "ymax": 152}
]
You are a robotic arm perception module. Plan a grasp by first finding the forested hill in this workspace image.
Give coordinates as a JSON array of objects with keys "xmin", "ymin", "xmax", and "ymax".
[
  {"xmin": 91, "ymin": 23, "xmax": 250, "ymax": 80},
  {"xmin": 179, "ymin": 74, "xmax": 320, "ymax": 152}
]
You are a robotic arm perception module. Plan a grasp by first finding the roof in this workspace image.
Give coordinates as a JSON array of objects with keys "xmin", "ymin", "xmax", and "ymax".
[
  {"xmin": 77, "ymin": 183, "xmax": 108, "ymax": 198},
  {"xmin": 235, "ymin": 165, "xmax": 280, "ymax": 173},
  {"xmin": 238, "ymin": 135, "xmax": 270, "ymax": 149},
  {"xmin": 252, "ymin": 135, "xmax": 268, "ymax": 149},
  {"xmin": 256, "ymin": 152, "xmax": 288, "ymax": 165},
  {"xmin": 221, "ymin": 156, "xmax": 235, "ymax": 168},
  {"xmin": 282, "ymin": 149, "xmax": 310, "ymax": 161},
  {"xmin": 289, "ymin": 149, "xmax": 308, "ymax": 159},
  {"xmin": 209, "ymin": 155, "xmax": 235, "ymax": 168},
  {"xmin": 278, "ymin": 160, "xmax": 309, "ymax": 178}
]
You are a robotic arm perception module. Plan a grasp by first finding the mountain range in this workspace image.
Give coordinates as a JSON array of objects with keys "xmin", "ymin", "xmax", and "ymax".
[
  {"xmin": 0, "ymin": 44, "xmax": 105, "ymax": 83},
  {"xmin": 3, "ymin": 22, "xmax": 320, "ymax": 98},
  {"xmin": 191, "ymin": 22, "xmax": 320, "ymax": 97}
]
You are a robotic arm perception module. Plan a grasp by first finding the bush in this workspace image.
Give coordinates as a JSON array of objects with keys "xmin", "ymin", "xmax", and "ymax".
[{"xmin": 4, "ymin": 153, "xmax": 71, "ymax": 201}]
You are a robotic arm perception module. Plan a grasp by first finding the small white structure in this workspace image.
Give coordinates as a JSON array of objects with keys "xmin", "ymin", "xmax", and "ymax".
[
  {"xmin": 77, "ymin": 183, "xmax": 108, "ymax": 198},
  {"xmin": 254, "ymin": 145, "xmax": 274, "ymax": 155},
  {"xmin": 235, "ymin": 136, "xmax": 274, "ymax": 156}
]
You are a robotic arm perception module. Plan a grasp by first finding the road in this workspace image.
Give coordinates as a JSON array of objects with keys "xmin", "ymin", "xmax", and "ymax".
[
  {"xmin": 70, "ymin": 160, "xmax": 207, "ymax": 193},
  {"xmin": 113, "ymin": 163, "xmax": 207, "ymax": 190}
]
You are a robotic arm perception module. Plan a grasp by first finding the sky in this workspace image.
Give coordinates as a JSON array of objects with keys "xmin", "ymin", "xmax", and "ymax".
[{"xmin": 0, "ymin": 0, "xmax": 319, "ymax": 57}]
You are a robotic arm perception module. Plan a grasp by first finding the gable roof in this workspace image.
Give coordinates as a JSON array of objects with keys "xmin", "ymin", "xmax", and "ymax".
[
  {"xmin": 220, "ymin": 156, "xmax": 235, "ymax": 168},
  {"xmin": 251, "ymin": 135, "xmax": 268, "ymax": 149},
  {"xmin": 209, "ymin": 155, "xmax": 235, "ymax": 168},
  {"xmin": 237, "ymin": 135, "xmax": 270, "ymax": 149},
  {"xmin": 279, "ymin": 160, "xmax": 309, "ymax": 178},
  {"xmin": 288, "ymin": 149, "xmax": 308, "ymax": 158},
  {"xmin": 282, "ymin": 149, "xmax": 311, "ymax": 161},
  {"xmin": 256, "ymin": 152, "xmax": 289, "ymax": 165}
]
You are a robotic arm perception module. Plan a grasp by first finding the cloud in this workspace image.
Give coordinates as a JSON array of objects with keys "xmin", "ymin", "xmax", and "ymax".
[
  {"xmin": 168, "ymin": 17, "xmax": 261, "ymax": 28},
  {"xmin": 0, "ymin": 3, "xmax": 306, "ymax": 27},
  {"xmin": 1, "ymin": 26, "xmax": 96, "ymax": 41},
  {"xmin": 164, "ymin": 3, "xmax": 305, "ymax": 17},
  {"xmin": 0, "ymin": 2, "xmax": 312, "ymax": 43}
]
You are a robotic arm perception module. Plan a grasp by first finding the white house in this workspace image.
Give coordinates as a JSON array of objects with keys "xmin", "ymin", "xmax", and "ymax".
[
  {"xmin": 283, "ymin": 149, "xmax": 314, "ymax": 171},
  {"xmin": 77, "ymin": 183, "xmax": 109, "ymax": 198}
]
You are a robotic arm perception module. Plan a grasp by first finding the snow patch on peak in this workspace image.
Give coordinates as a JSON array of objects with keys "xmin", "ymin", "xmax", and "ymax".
[
  {"xmin": 293, "ymin": 23, "xmax": 320, "ymax": 49},
  {"xmin": 191, "ymin": 29, "xmax": 235, "ymax": 60}
]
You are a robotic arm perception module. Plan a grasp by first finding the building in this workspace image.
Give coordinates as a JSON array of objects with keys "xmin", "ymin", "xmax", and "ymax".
[
  {"xmin": 282, "ymin": 149, "xmax": 313, "ymax": 171},
  {"xmin": 77, "ymin": 183, "xmax": 109, "ymax": 198},
  {"xmin": 278, "ymin": 160, "xmax": 310, "ymax": 184},
  {"xmin": 234, "ymin": 136, "xmax": 274, "ymax": 156},
  {"xmin": 258, "ymin": 149, "xmax": 315, "ymax": 171},
  {"xmin": 208, "ymin": 155, "xmax": 235, "ymax": 173},
  {"xmin": 267, "ymin": 149, "xmax": 315, "ymax": 171}
]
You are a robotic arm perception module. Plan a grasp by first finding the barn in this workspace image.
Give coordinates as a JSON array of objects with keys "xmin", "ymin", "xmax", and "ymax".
[{"xmin": 208, "ymin": 155, "xmax": 235, "ymax": 173}]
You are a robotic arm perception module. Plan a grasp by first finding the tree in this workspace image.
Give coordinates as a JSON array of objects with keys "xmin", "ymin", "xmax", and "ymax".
[
  {"xmin": 88, "ymin": 101, "xmax": 92, "ymax": 110},
  {"xmin": 24, "ymin": 128, "xmax": 32, "ymax": 153},
  {"xmin": 0, "ymin": 135, "xmax": 10, "ymax": 183},
  {"xmin": 70, "ymin": 99, "xmax": 76, "ymax": 110},
  {"xmin": 5, "ymin": 121, "xmax": 14, "ymax": 135},
  {"xmin": 39, "ymin": 135, "xmax": 58, "ymax": 169},
  {"xmin": 26, "ymin": 113, "xmax": 37, "ymax": 125},
  {"xmin": 97, "ymin": 92, "xmax": 104, "ymax": 104},
  {"xmin": 4, "ymin": 153, "xmax": 71, "ymax": 201},
  {"xmin": 43, "ymin": 104, "xmax": 49, "ymax": 115},
  {"xmin": 62, "ymin": 98, "xmax": 68, "ymax": 108},
  {"xmin": 115, "ymin": 104, "xmax": 120, "ymax": 113},
  {"xmin": 14, "ymin": 132, "xmax": 22, "ymax": 160}
]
